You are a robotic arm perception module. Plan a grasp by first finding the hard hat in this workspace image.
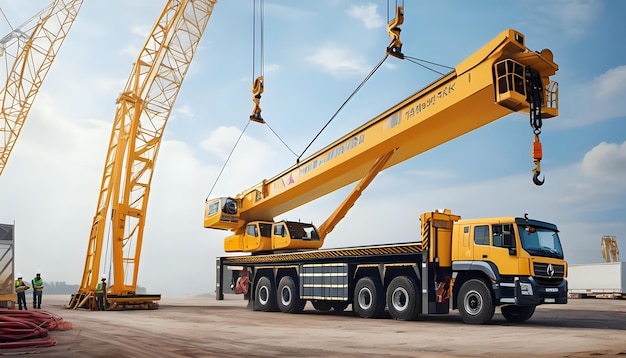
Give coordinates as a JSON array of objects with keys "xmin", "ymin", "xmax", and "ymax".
[
  {"xmin": 101, "ymin": 275, "xmax": 107, "ymax": 280},
  {"xmin": 16, "ymin": 273, "xmax": 22, "ymax": 278},
  {"xmin": 36, "ymin": 269, "xmax": 41, "ymax": 274}
]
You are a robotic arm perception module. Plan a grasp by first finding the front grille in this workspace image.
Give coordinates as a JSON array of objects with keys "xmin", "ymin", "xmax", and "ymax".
[
  {"xmin": 534, "ymin": 277, "xmax": 564, "ymax": 286},
  {"xmin": 533, "ymin": 262, "xmax": 565, "ymax": 279}
]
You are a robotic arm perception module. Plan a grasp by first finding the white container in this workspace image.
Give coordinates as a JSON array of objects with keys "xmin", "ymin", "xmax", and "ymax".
[{"xmin": 567, "ymin": 262, "xmax": 625, "ymax": 295}]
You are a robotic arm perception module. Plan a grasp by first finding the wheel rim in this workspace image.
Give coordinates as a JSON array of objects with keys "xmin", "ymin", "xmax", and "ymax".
[
  {"xmin": 259, "ymin": 285, "xmax": 269, "ymax": 306},
  {"xmin": 463, "ymin": 289, "xmax": 483, "ymax": 316},
  {"xmin": 357, "ymin": 287, "xmax": 372, "ymax": 310},
  {"xmin": 391, "ymin": 287, "xmax": 409, "ymax": 312},
  {"xmin": 280, "ymin": 285, "xmax": 292, "ymax": 306}
]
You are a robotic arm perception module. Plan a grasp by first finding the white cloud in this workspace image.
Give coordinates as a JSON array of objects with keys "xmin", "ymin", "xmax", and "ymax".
[
  {"xmin": 558, "ymin": 65, "xmax": 626, "ymax": 128},
  {"xmin": 522, "ymin": 0, "xmax": 601, "ymax": 39},
  {"xmin": 347, "ymin": 4, "xmax": 384, "ymax": 29},
  {"xmin": 594, "ymin": 65, "xmax": 626, "ymax": 99},
  {"xmin": 174, "ymin": 104, "xmax": 194, "ymax": 119},
  {"xmin": 553, "ymin": 0, "xmax": 600, "ymax": 37},
  {"xmin": 306, "ymin": 43, "xmax": 370, "ymax": 78},
  {"xmin": 582, "ymin": 141, "xmax": 626, "ymax": 182}
]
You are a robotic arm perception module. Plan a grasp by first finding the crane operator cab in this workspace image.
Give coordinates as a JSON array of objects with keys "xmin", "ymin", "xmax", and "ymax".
[{"xmin": 205, "ymin": 197, "xmax": 322, "ymax": 252}]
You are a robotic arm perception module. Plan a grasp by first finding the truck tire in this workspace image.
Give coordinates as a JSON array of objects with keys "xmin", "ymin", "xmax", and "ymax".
[
  {"xmin": 386, "ymin": 276, "xmax": 420, "ymax": 320},
  {"xmin": 254, "ymin": 276, "xmax": 278, "ymax": 312},
  {"xmin": 277, "ymin": 276, "xmax": 305, "ymax": 314},
  {"xmin": 501, "ymin": 305, "xmax": 536, "ymax": 323},
  {"xmin": 457, "ymin": 279, "xmax": 495, "ymax": 324},
  {"xmin": 353, "ymin": 277, "xmax": 385, "ymax": 318},
  {"xmin": 312, "ymin": 300, "xmax": 332, "ymax": 311}
]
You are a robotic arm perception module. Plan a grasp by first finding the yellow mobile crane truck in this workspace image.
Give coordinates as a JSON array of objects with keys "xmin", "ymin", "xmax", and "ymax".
[{"xmin": 205, "ymin": 26, "xmax": 567, "ymax": 324}]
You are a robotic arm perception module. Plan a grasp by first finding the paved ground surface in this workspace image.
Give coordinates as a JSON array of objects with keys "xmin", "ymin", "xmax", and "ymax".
[{"xmin": 2, "ymin": 295, "xmax": 626, "ymax": 357}]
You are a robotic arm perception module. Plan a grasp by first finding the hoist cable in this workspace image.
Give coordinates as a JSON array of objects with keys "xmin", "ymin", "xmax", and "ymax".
[
  {"xmin": 205, "ymin": 121, "xmax": 252, "ymax": 200},
  {"xmin": 251, "ymin": 0, "xmax": 264, "ymax": 80},
  {"xmin": 265, "ymin": 122, "xmax": 298, "ymax": 157},
  {"xmin": 404, "ymin": 56, "xmax": 454, "ymax": 76},
  {"xmin": 297, "ymin": 54, "xmax": 389, "ymax": 162},
  {"xmin": 0, "ymin": 8, "xmax": 13, "ymax": 30},
  {"xmin": 386, "ymin": 0, "xmax": 405, "ymax": 23}
]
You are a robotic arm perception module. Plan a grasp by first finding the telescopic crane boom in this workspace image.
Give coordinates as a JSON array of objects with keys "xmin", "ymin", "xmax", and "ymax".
[
  {"xmin": 205, "ymin": 28, "xmax": 559, "ymax": 254},
  {"xmin": 0, "ymin": 0, "xmax": 84, "ymax": 176},
  {"xmin": 69, "ymin": 0, "xmax": 217, "ymax": 310}
]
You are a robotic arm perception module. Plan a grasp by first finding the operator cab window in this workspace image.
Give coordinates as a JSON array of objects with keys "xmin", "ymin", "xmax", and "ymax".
[
  {"xmin": 274, "ymin": 224, "xmax": 286, "ymax": 237},
  {"xmin": 474, "ymin": 225, "xmax": 490, "ymax": 246},
  {"xmin": 246, "ymin": 224, "xmax": 258, "ymax": 237}
]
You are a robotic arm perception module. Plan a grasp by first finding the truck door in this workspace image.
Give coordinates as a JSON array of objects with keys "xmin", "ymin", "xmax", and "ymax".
[
  {"xmin": 472, "ymin": 225, "xmax": 491, "ymax": 261},
  {"xmin": 490, "ymin": 223, "xmax": 519, "ymax": 275}
]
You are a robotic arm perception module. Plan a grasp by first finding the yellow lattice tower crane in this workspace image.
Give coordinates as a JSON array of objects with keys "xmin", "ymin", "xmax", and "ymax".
[
  {"xmin": 601, "ymin": 236, "xmax": 620, "ymax": 263},
  {"xmin": 68, "ymin": 0, "xmax": 217, "ymax": 310},
  {"xmin": 0, "ymin": 0, "xmax": 84, "ymax": 176}
]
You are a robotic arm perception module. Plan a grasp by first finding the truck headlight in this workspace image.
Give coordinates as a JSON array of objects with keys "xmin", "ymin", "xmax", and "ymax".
[{"xmin": 520, "ymin": 282, "xmax": 533, "ymax": 296}]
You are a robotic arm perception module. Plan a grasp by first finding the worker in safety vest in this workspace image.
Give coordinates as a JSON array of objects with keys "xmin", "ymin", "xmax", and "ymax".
[
  {"xmin": 14, "ymin": 273, "xmax": 30, "ymax": 310},
  {"xmin": 96, "ymin": 275, "xmax": 107, "ymax": 311},
  {"xmin": 32, "ymin": 270, "xmax": 44, "ymax": 309}
]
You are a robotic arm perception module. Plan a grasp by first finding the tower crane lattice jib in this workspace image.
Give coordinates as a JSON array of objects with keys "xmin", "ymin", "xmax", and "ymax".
[
  {"xmin": 69, "ymin": 0, "xmax": 217, "ymax": 310},
  {"xmin": 0, "ymin": 0, "xmax": 84, "ymax": 176}
]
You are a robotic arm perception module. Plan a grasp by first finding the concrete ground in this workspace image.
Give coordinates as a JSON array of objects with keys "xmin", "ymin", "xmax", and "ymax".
[{"xmin": 3, "ymin": 295, "xmax": 626, "ymax": 357}]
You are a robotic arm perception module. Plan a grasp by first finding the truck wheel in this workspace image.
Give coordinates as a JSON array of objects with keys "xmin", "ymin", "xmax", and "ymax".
[
  {"xmin": 501, "ymin": 305, "xmax": 536, "ymax": 323},
  {"xmin": 312, "ymin": 300, "xmax": 332, "ymax": 311},
  {"xmin": 277, "ymin": 276, "xmax": 305, "ymax": 314},
  {"xmin": 386, "ymin": 276, "xmax": 420, "ymax": 320},
  {"xmin": 353, "ymin": 277, "xmax": 385, "ymax": 318},
  {"xmin": 254, "ymin": 276, "xmax": 278, "ymax": 312},
  {"xmin": 457, "ymin": 279, "xmax": 495, "ymax": 324},
  {"xmin": 331, "ymin": 301, "xmax": 350, "ymax": 312}
]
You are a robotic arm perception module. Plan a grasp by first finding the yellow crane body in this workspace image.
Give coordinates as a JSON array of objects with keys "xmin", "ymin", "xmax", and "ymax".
[
  {"xmin": 204, "ymin": 29, "xmax": 558, "ymax": 253},
  {"xmin": 69, "ymin": 0, "xmax": 217, "ymax": 310},
  {"xmin": 0, "ymin": 0, "xmax": 84, "ymax": 176}
]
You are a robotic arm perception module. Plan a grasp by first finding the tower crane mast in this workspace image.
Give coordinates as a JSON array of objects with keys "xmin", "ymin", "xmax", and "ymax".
[
  {"xmin": 0, "ymin": 0, "xmax": 84, "ymax": 176},
  {"xmin": 69, "ymin": 0, "xmax": 217, "ymax": 310}
]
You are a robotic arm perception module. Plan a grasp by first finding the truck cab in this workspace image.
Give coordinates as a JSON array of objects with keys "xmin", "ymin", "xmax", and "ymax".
[{"xmin": 440, "ymin": 212, "xmax": 567, "ymax": 323}]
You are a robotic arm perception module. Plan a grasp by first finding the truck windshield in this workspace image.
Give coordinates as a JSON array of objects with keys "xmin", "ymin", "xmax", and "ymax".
[{"xmin": 517, "ymin": 225, "xmax": 564, "ymax": 259}]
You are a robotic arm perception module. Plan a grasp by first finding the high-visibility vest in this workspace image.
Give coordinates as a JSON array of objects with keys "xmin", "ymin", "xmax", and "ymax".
[
  {"xmin": 96, "ymin": 282, "xmax": 104, "ymax": 293},
  {"xmin": 15, "ymin": 279, "xmax": 27, "ymax": 293},
  {"xmin": 32, "ymin": 277, "xmax": 43, "ymax": 291}
]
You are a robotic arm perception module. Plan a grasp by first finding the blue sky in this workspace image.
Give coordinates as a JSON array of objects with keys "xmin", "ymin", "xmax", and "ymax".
[{"xmin": 0, "ymin": 1, "xmax": 624, "ymax": 296}]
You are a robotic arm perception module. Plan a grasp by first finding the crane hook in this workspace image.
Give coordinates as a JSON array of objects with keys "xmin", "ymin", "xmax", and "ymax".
[
  {"xmin": 250, "ymin": 76, "xmax": 264, "ymax": 123},
  {"xmin": 532, "ymin": 134, "xmax": 544, "ymax": 186},
  {"xmin": 386, "ymin": 5, "xmax": 404, "ymax": 59},
  {"xmin": 532, "ymin": 166, "xmax": 544, "ymax": 186}
]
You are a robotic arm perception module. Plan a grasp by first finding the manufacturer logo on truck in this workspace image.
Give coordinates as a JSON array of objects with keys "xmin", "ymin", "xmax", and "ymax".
[{"xmin": 546, "ymin": 264, "xmax": 555, "ymax": 278}]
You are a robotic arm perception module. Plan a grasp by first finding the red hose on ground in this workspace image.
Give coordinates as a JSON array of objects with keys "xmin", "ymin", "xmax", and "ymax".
[{"xmin": 0, "ymin": 309, "xmax": 73, "ymax": 349}]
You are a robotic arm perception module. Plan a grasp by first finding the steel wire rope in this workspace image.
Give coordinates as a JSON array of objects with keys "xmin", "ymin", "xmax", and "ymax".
[
  {"xmin": 404, "ymin": 55, "xmax": 454, "ymax": 76},
  {"xmin": 297, "ymin": 54, "xmax": 389, "ymax": 162},
  {"xmin": 0, "ymin": 7, "xmax": 13, "ymax": 30},
  {"xmin": 103, "ymin": 216, "xmax": 112, "ymax": 283},
  {"xmin": 252, "ymin": 0, "xmax": 264, "ymax": 81},
  {"xmin": 386, "ymin": 0, "xmax": 405, "ymax": 24},
  {"xmin": 205, "ymin": 120, "xmax": 252, "ymax": 200},
  {"xmin": 263, "ymin": 121, "xmax": 298, "ymax": 157}
]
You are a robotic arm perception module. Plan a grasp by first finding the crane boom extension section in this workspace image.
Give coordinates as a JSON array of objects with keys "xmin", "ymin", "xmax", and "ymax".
[
  {"xmin": 205, "ymin": 29, "xmax": 558, "ymax": 253},
  {"xmin": 0, "ymin": 0, "xmax": 84, "ymax": 176},
  {"xmin": 69, "ymin": 0, "xmax": 217, "ymax": 310}
]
